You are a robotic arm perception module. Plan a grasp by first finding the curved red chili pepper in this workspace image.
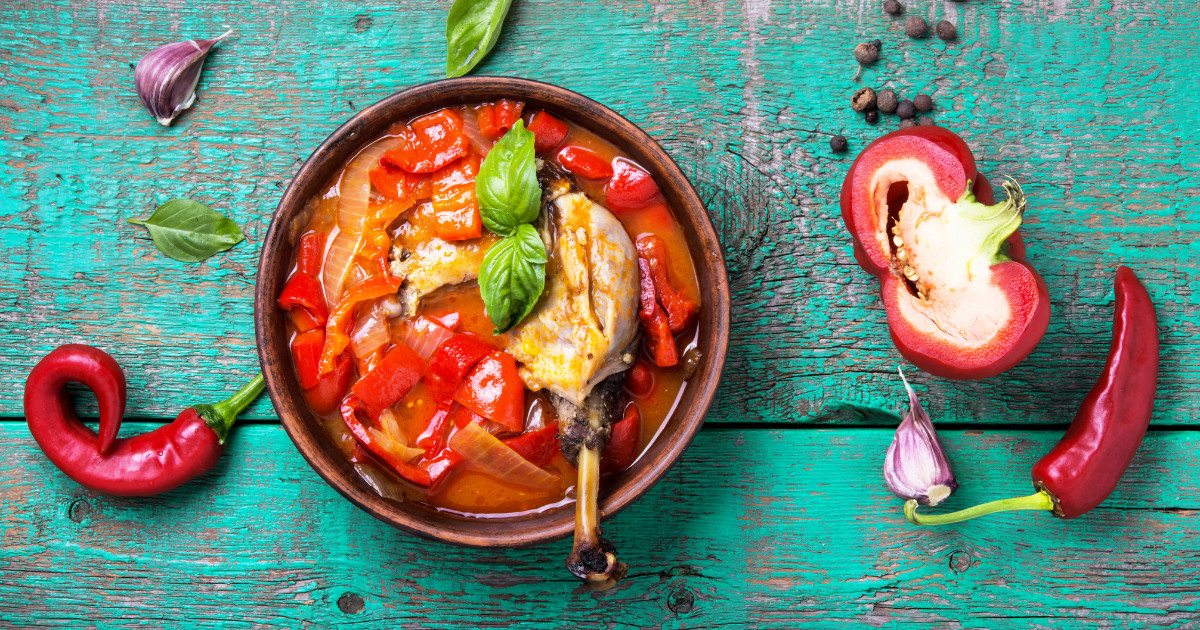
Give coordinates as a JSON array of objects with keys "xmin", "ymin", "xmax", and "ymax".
[
  {"xmin": 1032, "ymin": 266, "xmax": 1158, "ymax": 517},
  {"xmin": 906, "ymin": 267, "xmax": 1159, "ymax": 525},
  {"xmin": 24, "ymin": 344, "xmax": 264, "ymax": 496},
  {"xmin": 840, "ymin": 126, "xmax": 1051, "ymax": 379}
]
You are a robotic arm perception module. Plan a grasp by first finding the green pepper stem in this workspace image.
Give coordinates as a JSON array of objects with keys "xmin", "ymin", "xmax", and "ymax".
[
  {"xmin": 195, "ymin": 374, "xmax": 265, "ymax": 445},
  {"xmin": 904, "ymin": 489, "xmax": 1055, "ymax": 526}
]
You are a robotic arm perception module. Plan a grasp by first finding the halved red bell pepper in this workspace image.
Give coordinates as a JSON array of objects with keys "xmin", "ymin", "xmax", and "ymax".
[
  {"xmin": 528, "ymin": 111, "xmax": 568, "ymax": 154},
  {"xmin": 352, "ymin": 343, "xmax": 426, "ymax": 413},
  {"xmin": 453, "ymin": 351, "xmax": 524, "ymax": 433},
  {"xmin": 839, "ymin": 126, "xmax": 1050, "ymax": 379},
  {"xmin": 601, "ymin": 403, "xmax": 641, "ymax": 474},
  {"xmin": 382, "ymin": 109, "xmax": 470, "ymax": 174},
  {"xmin": 503, "ymin": 422, "xmax": 560, "ymax": 467},
  {"xmin": 605, "ymin": 159, "xmax": 661, "ymax": 213},
  {"xmin": 426, "ymin": 333, "xmax": 497, "ymax": 402},
  {"xmin": 556, "ymin": 146, "xmax": 613, "ymax": 179}
]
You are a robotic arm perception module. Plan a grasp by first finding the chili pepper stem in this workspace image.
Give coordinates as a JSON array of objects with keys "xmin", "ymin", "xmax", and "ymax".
[
  {"xmin": 194, "ymin": 374, "xmax": 265, "ymax": 445},
  {"xmin": 904, "ymin": 489, "xmax": 1055, "ymax": 526}
]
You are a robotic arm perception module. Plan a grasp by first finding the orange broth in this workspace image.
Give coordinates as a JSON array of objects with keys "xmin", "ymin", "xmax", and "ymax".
[{"xmin": 282, "ymin": 101, "xmax": 701, "ymax": 517}]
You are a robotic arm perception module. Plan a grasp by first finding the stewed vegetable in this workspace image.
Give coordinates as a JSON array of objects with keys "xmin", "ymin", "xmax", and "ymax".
[{"xmin": 278, "ymin": 100, "xmax": 701, "ymax": 586}]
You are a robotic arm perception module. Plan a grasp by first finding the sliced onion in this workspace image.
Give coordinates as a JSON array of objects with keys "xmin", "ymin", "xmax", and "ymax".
[
  {"xmin": 368, "ymin": 409, "xmax": 425, "ymax": 462},
  {"xmin": 399, "ymin": 315, "xmax": 455, "ymax": 361},
  {"xmin": 461, "ymin": 108, "xmax": 494, "ymax": 156},
  {"xmin": 448, "ymin": 421, "xmax": 559, "ymax": 489},
  {"xmin": 350, "ymin": 300, "xmax": 391, "ymax": 358},
  {"xmin": 338, "ymin": 136, "xmax": 405, "ymax": 233},
  {"xmin": 321, "ymin": 228, "xmax": 360, "ymax": 308}
]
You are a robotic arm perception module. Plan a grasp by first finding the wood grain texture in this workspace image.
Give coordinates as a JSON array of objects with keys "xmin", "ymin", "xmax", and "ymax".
[
  {"xmin": 3, "ymin": 423, "xmax": 1200, "ymax": 628},
  {"xmin": 0, "ymin": 0, "xmax": 1195, "ymax": 424}
]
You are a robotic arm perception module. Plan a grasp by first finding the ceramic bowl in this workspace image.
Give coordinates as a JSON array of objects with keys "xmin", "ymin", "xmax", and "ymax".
[{"xmin": 255, "ymin": 76, "xmax": 730, "ymax": 547}]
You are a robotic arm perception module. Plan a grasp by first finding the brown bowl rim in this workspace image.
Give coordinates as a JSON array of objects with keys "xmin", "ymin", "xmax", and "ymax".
[{"xmin": 254, "ymin": 76, "xmax": 730, "ymax": 548}]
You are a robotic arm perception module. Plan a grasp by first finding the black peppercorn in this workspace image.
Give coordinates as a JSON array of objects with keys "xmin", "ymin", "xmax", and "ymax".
[
  {"xmin": 877, "ymin": 89, "xmax": 898, "ymax": 114},
  {"xmin": 896, "ymin": 99, "xmax": 915, "ymax": 119},
  {"xmin": 918, "ymin": 116, "xmax": 936, "ymax": 126},
  {"xmin": 865, "ymin": 110, "xmax": 879, "ymax": 124},
  {"xmin": 884, "ymin": 0, "xmax": 904, "ymax": 14},
  {"xmin": 936, "ymin": 20, "xmax": 957, "ymax": 41},
  {"xmin": 851, "ymin": 87, "xmax": 878, "ymax": 112},
  {"xmin": 830, "ymin": 135, "xmax": 849, "ymax": 153},
  {"xmin": 900, "ymin": 118, "xmax": 918, "ymax": 129},
  {"xmin": 906, "ymin": 16, "xmax": 928, "ymax": 38},
  {"xmin": 913, "ymin": 94, "xmax": 933, "ymax": 112}
]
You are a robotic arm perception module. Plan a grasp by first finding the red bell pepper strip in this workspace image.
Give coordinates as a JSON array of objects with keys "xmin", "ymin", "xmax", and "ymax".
[
  {"xmin": 319, "ymin": 276, "xmax": 402, "ymax": 374},
  {"xmin": 426, "ymin": 333, "xmax": 497, "ymax": 403},
  {"xmin": 449, "ymin": 402, "xmax": 489, "ymax": 430},
  {"xmin": 556, "ymin": 146, "xmax": 614, "ymax": 179},
  {"xmin": 605, "ymin": 159, "xmax": 662, "ymax": 213},
  {"xmin": 290, "ymin": 329, "xmax": 325, "ymax": 390},
  {"xmin": 504, "ymin": 422, "xmax": 560, "ymax": 468},
  {"xmin": 430, "ymin": 154, "xmax": 483, "ymax": 241},
  {"xmin": 351, "ymin": 343, "xmax": 426, "ymax": 413},
  {"xmin": 625, "ymin": 360, "xmax": 655, "ymax": 399},
  {"xmin": 528, "ymin": 111, "xmax": 568, "ymax": 154},
  {"xmin": 417, "ymin": 406, "xmax": 453, "ymax": 451},
  {"xmin": 303, "ymin": 350, "xmax": 354, "ymax": 416},
  {"xmin": 601, "ymin": 403, "xmax": 641, "ymax": 474},
  {"xmin": 381, "ymin": 109, "xmax": 470, "ymax": 174},
  {"xmin": 839, "ymin": 126, "xmax": 1050, "ymax": 380},
  {"xmin": 478, "ymin": 99, "xmax": 525, "ymax": 139},
  {"xmin": 296, "ymin": 232, "xmax": 325, "ymax": 277},
  {"xmin": 637, "ymin": 253, "xmax": 678, "ymax": 368},
  {"xmin": 340, "ymin": 396, "xmax": 432, "ymax": 486},
  {"xmin": 636, "ymin": 235, "xmax": 697, "ymax": 333},
  {"xmin": 907, "ymin": 267, "xmax": 1159, "ymax": 525},
  {"xmin": 24, "ymin": 344, "xmax": 264, "ymax": 496},
  {"xmin": 277, "ymin": 273, "xmax": 329, "ymax": 327},
  {"xmin": 453, "ymin": 351, "xmax": 525, "ymax": 432},
  {"xmin": 370, "ymin": 158, "xmax": 432, "ymax": 201}
]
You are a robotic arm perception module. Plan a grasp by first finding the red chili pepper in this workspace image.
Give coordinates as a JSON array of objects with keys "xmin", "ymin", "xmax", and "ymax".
[
  {"xmin": 605, "ymin": 159, "xmax": 661, "ymax": 213},
  {"xmin": 906, "ymin": 267, "xmax": 1158, "ymax": 525},
  {"xmin": 23, "ymin": 345, "xmax": 264, "ymax": 496},
  {"xmin": 527, "ymin": 111, "xmax": 568, "ymax": 154},
  {"xmin": 840, "ymin": 126, "xmax": 1051, "ymax": 380},
  {"xmin": 504, "ymin": 422, "xmax": 561, "ymax": 467},
  {"xmin": 601, "ymin": 403, "xmax": 641, "ymax": 474},
  {"xmin": 556, "ymin": 146, "xmax": 614, "ymax": 179}
]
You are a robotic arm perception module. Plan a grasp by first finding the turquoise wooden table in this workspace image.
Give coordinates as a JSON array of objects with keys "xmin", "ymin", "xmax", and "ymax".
[{"xmin": 3, "ymin": 0, "xmax": 1197, "ymax": 626}]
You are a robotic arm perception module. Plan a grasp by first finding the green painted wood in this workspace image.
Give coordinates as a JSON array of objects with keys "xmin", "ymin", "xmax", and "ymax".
[
  {"xmin": 3, "ymin": 423, "xmax": 1199, "ymax": 627},
  {"xmin": 1, "ymin": 0, "xmax": 1196, "ymax": 424}
]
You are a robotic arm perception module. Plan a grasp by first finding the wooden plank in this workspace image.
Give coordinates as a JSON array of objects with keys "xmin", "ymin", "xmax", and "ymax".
[
  {"xmin": 1, "ymin": 0, "xmax": 1196, "ymax": 425},
  {"xmin": 2, "ymin": 423, "xmax": 1199, "ymax": 627}
]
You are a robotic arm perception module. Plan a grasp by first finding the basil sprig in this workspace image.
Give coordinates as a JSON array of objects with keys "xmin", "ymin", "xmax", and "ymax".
[
  {"xmin": 127, "ymin": 198, "xmax": 245, "ymax": 263},
  {"xmin": 445, "ymin": 0, "xmax": 513, "ymax": 78},
  {"xmin": 476, "ymin": 120, "xmax": 546, "ymax": 333}
]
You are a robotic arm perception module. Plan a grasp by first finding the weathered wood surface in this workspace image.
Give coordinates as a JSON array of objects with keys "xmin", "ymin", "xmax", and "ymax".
[
  {"xmin": 1, "ymin": 0, "xmax": 1195, "ymax": 424},
  {"xmin": 2, "ymin": 0, "xmax": 1198, "ymax": 627},
  {"xmin": 3, "ymin": 424, "xmax": 1200, "ymax": 628}
]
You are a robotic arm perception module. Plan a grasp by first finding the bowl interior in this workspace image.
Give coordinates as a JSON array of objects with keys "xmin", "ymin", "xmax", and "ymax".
[{"xmin": 255, "ymin": 77, "xmax": 730, "ymax": 547}]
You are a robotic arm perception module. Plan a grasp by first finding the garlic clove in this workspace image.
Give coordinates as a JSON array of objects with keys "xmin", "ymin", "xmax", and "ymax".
[
  {"xmin": 134, "ymin": 30, "xmax": 232, "ymax": 126},
  {"xmin": 883, "ymin": 368, "xmax": 958, "ymax": 506}
]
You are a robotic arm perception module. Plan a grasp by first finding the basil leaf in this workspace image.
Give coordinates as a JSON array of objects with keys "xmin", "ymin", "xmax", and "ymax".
[
  {"xmin": 446, "ymin": 0, "xmax": 513, "ymax": 78},
  {"xmin": 127, "ymin": 198, "xmax": 245, "ymax": 263},
  {"xmin": 479, "ymin": 224, "xmax": 547, "ymax": 334},
  {"xmin": 476, "ymin": 119, "xmax": 540, "ymax": 237}
]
